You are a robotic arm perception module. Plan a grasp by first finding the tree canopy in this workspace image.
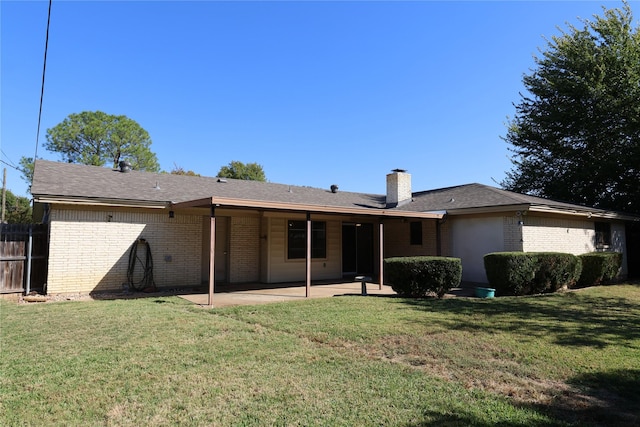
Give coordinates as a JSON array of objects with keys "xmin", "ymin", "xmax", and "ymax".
[
  {"xmin": 18, "ymin": 156, "xmax": 34, "ymax": 189},
  {"xmin": 2, "ymin": 189, "xmax": 32, "ymax": 224},
  {"xmin": 217, "ymin": 161, "xmax": 267, "ymax": 181},
  {"xmin": 45, "ymin": 111, "xmax": 160, "ymax": 172},
  {"xmin": 169, "ymin": 163, "xmax": 200, "ymax": 176},
  {"xmin": 502, "ymin": 1, "xmax": 640, "ymax": 214}
]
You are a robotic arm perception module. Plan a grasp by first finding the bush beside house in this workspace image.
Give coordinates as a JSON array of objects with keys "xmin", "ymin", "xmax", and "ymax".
[
  {"xmin": 384, "ymin": 256, "xmax": 462, "ymax": 298},
  {"xmin": 484, "ymin": 252, "xmax": 581, "ymax": 296},
  {"xmin": 577, "ymin": 252, "xmax": 623, "ymax": 288}
]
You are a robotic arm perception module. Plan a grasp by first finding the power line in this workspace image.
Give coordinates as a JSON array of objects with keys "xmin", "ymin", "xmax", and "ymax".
[
  {"xmin": 0, "ymin": 159, "xmax": 22, "ymax": 172},
  {"xmin": 0, "ymin": 150, "xmax": 18, "ymax": 168},
  {"xmin": 35, "ymin": 0, "xmax": 53, "ymax": 160}
]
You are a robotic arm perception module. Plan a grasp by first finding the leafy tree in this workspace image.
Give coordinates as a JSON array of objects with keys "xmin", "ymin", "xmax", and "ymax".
[
  {"xmin": 19, "ymin": 156, "xmax": 34, "ymax": 188},
  {"xmin": 502, "ymin": 2, "xmax": 640, "ymax": 214},
  {"xmin": 169, "ymin": 163, "xmax": 200, "ymax": 176},
  {"xmin": 217, "ymin": 161, "xmax": 267, "ymax": 181},
  {"xmin": 2, "ymin": 189, "xmax": 32, "ymax": 224},
  {"xmin": 45, "ymin": 111, "xmax": 160, "ymax": 172}
]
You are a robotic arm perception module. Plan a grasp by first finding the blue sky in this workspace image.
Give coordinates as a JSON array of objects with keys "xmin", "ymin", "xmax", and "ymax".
[{"xmin": 1, "ymin": 0, "xmax": 630, "ymax": 198}]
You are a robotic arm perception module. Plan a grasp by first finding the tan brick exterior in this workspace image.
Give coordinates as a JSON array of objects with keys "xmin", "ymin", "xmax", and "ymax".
[
  {"xmin": 503, "ymin": 216, "xmax": 524, "ymax": 251},
  {"xmin": 228, "ymin": 216, "xmax": 261, "ymax": 283},
  {"xmin": 384, "ymin": 219, "xmax": 439, "ymax": 257},
  {"xmin": 47, "ymin": 206, "xmax": 202, "ymax": 294},
  {"xmin": 45, "ymin": 204, "xmax": 627, "ymax": 294},
  {"xmin": 521, "ymin": 215, "xmax": 596, "ymax": 254}
]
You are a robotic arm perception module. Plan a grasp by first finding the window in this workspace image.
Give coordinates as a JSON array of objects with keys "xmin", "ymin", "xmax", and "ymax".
[
  {"xmin": 595, "ymin": 222, "xmax": 611, "ymax": 248},
  {"xmin": 410, "ymin": 221, "xmax": 423, "ymax": 245},
  {"xmin": 287, "ymin": 220, "xmax": 326, "ymax": 259}
]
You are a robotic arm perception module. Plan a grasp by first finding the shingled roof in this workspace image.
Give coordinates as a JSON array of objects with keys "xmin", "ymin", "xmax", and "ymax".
[
  {"xmin": 31, "ymin": 160, "xmax": 384, "ymax": 208},
  {"xmin": 406, "ymin": 183, "xmax": 593, "ymax": 212},
  {"xmin": 31, "ymin": 160, "xmax": 634, "ymax": 220}
]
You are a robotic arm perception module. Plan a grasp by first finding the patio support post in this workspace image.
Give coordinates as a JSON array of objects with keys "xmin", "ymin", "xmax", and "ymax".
[
  {"xmin": 306, "ymin": 212, "xmax": 311, "ymax": 297},
  {"xmin": 208, "ymin": 204, "xmax": 216, "ymax": 308},
  {"xmin": 379, "ymin": 220, "xmax": 384, "ymax": 290}
]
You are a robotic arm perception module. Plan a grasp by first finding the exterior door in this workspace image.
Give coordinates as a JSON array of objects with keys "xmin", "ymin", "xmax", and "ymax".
[{"xmin": 342, "ymin": 223, "xmax": 374, "ymax": 277}]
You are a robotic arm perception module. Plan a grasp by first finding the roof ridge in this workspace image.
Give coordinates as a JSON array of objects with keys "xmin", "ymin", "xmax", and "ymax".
[{"xmin": 478, "ymin": 183, "xmax": 536, "ymax": 204}]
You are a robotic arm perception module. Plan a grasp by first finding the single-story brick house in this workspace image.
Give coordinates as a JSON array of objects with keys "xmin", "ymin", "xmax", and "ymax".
[{"xmin": 31, "ymin": 160, "xmax": 638, "ymax": 301}]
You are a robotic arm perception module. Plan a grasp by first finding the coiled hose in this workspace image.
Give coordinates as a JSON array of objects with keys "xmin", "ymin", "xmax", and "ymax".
[{"xmin": 126, "ymin": 238, "xmax": 156, "ymax": 292}]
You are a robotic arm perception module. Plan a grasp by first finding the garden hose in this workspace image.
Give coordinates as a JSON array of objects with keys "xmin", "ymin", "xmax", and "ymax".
[{"xmin": 126, "ymin": 238, "xmax": 156, "ymax": 292}]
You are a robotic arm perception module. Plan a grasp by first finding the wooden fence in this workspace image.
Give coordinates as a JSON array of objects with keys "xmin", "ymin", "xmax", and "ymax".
[{"xmin": 1, "ymin": 224, "xmax": 48, "ymax": 294}]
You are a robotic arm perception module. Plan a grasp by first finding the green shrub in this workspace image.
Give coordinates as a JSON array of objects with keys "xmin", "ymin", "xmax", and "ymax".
[
  {"xmin": 577, "ymin": 252, "xmax": 623, "ymax": 288},
  {"xmin": 484, "ymin": 252, "xmax": 537, "ymax": 296},
  {"xmin": 484, "ymin": 252, "xmax": 581, "ymax": 296},
  {"xmin": 532, "ymin": 252, "xmax": 582, "ymax": 293},
  {"xmin": 384, "ymin": 256, "xmax": 462, "ymax": 298}
]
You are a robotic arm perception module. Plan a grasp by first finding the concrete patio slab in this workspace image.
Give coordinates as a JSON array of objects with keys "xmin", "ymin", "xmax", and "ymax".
[{"xmin": 179, "ymin": 281, "xmax": 397, "ymax": 308}]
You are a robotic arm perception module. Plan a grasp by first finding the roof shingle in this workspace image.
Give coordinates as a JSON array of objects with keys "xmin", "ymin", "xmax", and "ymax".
[{"xmin": 32, "ymin": 160, "xmax": 630, "ymax": 219}]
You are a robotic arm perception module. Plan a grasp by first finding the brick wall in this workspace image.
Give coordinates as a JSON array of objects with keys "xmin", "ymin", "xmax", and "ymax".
[
  {"xmin": 521, "ymin": 215, "xmax": 596, "ymax": 254},
  {"xmin": 47, "ymin": 207, "xmax": 202, "ymax": 294},
  {"xmin": 229, "ymin": 216, "xmax": 261, "ymax": 283},
  {"xmin": 503, "ymin": 216, "xmax": 524, "ymax": 251},
  {"xmin": 384, "ymin": 219, "xmax": 438, "ymax": 257}
]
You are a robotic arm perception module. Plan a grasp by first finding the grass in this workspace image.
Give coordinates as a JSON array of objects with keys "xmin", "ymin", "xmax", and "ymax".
[{"xmin": 1, "ymin": 285, "xmax": 639, "ymax": 426}]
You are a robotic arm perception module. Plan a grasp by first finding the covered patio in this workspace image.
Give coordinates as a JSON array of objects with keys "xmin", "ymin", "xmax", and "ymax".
[{"xmin": 179, "ymin": 279, "xmax": 397, "ymax": 308}]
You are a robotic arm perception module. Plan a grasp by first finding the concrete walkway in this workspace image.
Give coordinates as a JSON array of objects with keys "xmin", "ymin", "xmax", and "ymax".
[{"xmin": 179, "ymin": 281, "xmax": 476, "ymax": 308}]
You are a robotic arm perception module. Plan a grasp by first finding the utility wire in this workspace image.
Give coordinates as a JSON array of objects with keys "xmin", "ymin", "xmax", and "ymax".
[
  {"xmin": 0, "ymin": 159, "xmax": 22, "ymax": 172},
  {"xmin": 1, "ymin": 150, "xmax": 18, "ymax": 168},
  {"xmin": 35, "ymin": 0, "xmax": 53, "ymax": 160}
]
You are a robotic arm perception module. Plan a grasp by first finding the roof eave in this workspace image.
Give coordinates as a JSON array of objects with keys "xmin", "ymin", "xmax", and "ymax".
[
  {"xmin": 444, "ymin": 204, "xmax": 532, "ymax": 215},
  {"xmin": 529, "ymin": 204, "xmax": 640, "ymax": 221},
  {"xmin": 33, "ymin": 195, "xmax": 168, "ymax": 209},
  {"xmin": 443, "ymin": 202, "xmax": 638, "ymax": 221},
  {"xmin": 172, "ymin": 197, "xmax": 443, "ymax": 219}
]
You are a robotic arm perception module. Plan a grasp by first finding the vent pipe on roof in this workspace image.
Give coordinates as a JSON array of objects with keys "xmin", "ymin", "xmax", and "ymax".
[{"xmin": 119, "ymin": 160, "xmax": 132, "ymax": 173}]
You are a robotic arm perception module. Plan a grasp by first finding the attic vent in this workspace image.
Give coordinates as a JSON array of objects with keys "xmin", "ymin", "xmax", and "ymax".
[
  {"xmin": 330, "ymin": 184, "xmax": 339, "ymax": 193},
  {"xmin": 118, "ymin": 160, "xmax": 132, "ymax": 173},
  {"xmin": 217, "ymin": 178, "xmax": 227, "ymax": 183}
]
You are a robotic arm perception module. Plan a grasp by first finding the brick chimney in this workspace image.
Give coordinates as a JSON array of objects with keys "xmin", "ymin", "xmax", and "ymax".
[{"xmin": 386, "ymin": 169, "xmax": 412, "ymax": 208}]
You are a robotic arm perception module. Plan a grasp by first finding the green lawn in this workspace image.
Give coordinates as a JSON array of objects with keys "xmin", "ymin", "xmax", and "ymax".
[{"xmin": 1, "ymin": 285, "xmax": 639, "ymax": 426}]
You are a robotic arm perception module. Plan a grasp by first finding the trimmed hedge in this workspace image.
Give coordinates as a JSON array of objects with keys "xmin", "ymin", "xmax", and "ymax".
[
  {"xmin": 577, "ymin": 252, "xmax": 622, "ymax": 288},
  {"xmin": 384, "ymin": 256, "xmax": 462, "ymax": 298},
  {"xmin": 484, "ymin": 252, "xmax": 582, "ymax": 296}
]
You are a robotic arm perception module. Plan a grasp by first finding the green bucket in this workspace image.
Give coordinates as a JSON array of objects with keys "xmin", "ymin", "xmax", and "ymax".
[{"xmin": 475, "ymin": 287, "xmax": 495, "ymax": 298}]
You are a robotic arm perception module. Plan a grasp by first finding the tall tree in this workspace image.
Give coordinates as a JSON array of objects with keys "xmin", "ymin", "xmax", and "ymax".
[
  {"xmin": 19, "ymin": 156, "xmax": 34, "ymax": 188},
  {"xmin": 217, "ymin": 161, "xmax": 267, "ymax": 181},
  {"xmin": 502, "ymin": 1, "xmax": 640, "ymax": 214},
  {"xmin": 45, "ymin": 111, "xmax": 160, "ymax": 172},
  {"xmin": 2, "ymin": 189, "xmax": 32, "ymax": 224}
]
